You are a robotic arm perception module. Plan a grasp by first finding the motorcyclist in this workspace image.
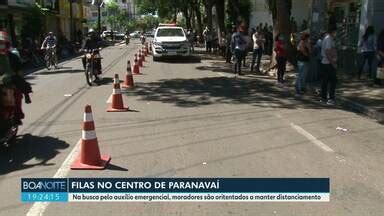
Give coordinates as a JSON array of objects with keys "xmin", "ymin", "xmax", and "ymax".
[
  {"xmin": 41, "ymin": 31, "xmax": 58, "ymax": 68},
  {"xmin": 81, "ymin": 29, "xmax": 102, "ymax": 80},
  {"xmin": 0, "ymin": 30, "xmax": 32, "ymax": 126},
  {"xmin": 125, "ymin": 30, "xmax": 130, "ymax": 45},
  {"xmin": 140, "ymin": 32, "xmax": 146, "ymax": 45}
]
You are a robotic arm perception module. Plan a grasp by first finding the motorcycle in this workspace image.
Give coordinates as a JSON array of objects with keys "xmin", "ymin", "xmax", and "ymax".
[
  {"xmin": 140, "ymin": 35, "xmax": 146, "ymax": 45},
  {"xmin": 82, "ymin": 49, "xmax": 102, "ymax": 86}
]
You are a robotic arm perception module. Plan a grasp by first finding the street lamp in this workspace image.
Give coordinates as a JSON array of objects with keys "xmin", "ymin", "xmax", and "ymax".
[{"xmin": 92, "ymin": 0, "xmax": 104, "ymax": 36}]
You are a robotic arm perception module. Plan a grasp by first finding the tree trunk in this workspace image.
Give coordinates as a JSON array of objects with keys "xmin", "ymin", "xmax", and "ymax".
[
  {"xmin": 229, "ymin": 0, "xmax": 241, "ymax": 26},
  {"xmin": 215, "ymin": 0, "xmax": 225, "ymax": 33},
  {"xmin": 183, "ymin": 6, "xmax": 191, "ymax": 29},
  {"xmin": 191, "ymin": 7, "xmax": 196, "ymax": 30},
  {"xmin": 275, "ymin": 0, "xmax": 296, "ymax": 66},
  {"xmin": 205, "ymin": 0, "xmax": 214, "ymax": 30},
  {"xmin": 195, "ymin": 0, "xmax": 203, "ymax": 41}
]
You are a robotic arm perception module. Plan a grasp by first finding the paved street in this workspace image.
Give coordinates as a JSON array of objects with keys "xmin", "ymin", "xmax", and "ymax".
[{"xmin": 1, "ymin": 39, "xmax": 384, "ymax": 216}]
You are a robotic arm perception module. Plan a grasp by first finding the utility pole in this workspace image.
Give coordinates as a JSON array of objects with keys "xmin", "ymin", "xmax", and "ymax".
[
  {"xmin": 69, "ymin": 0, "xmax": 74, "ymax": 41},
  {"xmin": 98, "ymin": 2, "xmax": 101, "ymax": 36}
]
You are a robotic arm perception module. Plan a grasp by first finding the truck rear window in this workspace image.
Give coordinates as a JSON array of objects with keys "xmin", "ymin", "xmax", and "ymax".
[{"xmin": 156, "ymin": 29, "xmax": 184, "ymax": 37}]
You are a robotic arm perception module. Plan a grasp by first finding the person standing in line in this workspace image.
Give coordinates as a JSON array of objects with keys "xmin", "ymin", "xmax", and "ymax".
[
  {"xmin": 225, "ymin": 27, "xmax": 235, "ymax": 63},
  {"xmin": 203, "ymin": 27, "xmax": 212, "ymax": 53},
  {"xmin": 241, "ymin": 28, "xmax": 250, "ymax": 67},
  {"xmin": 231, "ymin": 25, "xmax": 247, "ymax": 76},
  {"xmin": 375, "ymin": 29, "xmax": 384, "ymax": 85},
  {"xmin": 313, "ymin": 31, "xmax": 326, "ymax": 94},
  {"xmin": 358, "ymin": 26, "xmax": 376, "ymax": 79},
  {"xmin": 251, "ymin": 30, "xmax": 265, "ymax": 73},
  {"xmin": 274, "ymin": 33, "xmax": 287, "ymax": 84},
  {"xmin": 267, "ymin": 26, "xmax": 274, "ymax": 55},
  {"xmin": 295, "ymin": 33, "xmax": 312, "ymax": 94},
  {"xmin": 320, "ymin": 26, "xmax": 338, "ymax": 105},
  {"xmin": 219, "ymin": 31, "xmax": 227, "ymax": 57}
]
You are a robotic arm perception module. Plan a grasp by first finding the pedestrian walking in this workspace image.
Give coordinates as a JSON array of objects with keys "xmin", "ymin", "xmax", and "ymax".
[
  {"xmin": 251, "ymin": 30, "xmax": 265, "ymax": 73},
  {"xmin": 231, "ymin": 25, "xmax": 247, "ymax": 76},
  {"xmin": 358, "ymin": 26, "xmax": 376, "ymax": 79},
  {"xmin": 295, "ymin": 33, "xmax": 312, "ymax": 94},
  {"xmin": 274, "ymin": 33, "xmax": 287, "ymax": 84},
  {"xmin": 320, "ymin": 26, "xmax": 338, "ymax": 105}
]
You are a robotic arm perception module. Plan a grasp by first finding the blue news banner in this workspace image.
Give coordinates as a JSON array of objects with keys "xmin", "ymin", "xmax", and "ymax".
[{"xmin": 21, "ymin": 178, "xmax": 330, "ymax": 202}]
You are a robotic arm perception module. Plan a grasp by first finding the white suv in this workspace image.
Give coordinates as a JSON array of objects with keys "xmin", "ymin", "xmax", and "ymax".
[{"xmin": 152, "ymin": 26, "xmax": 191, "ymax": 61}]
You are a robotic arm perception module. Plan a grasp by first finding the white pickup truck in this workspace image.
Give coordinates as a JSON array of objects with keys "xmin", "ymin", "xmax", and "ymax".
[{"xmin": 152, "ymin": 25, "xmax": 191, "ymax": 61}]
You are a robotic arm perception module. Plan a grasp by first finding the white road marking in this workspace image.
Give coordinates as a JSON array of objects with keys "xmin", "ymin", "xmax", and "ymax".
[
  {"xmin": 290, "ymin": 123, "xmax": 334, "ymax": 153},
  {"xmin": 26, "ymin": 140, "xmax": 81, "ymax": 216},
  {"xmin": 275, "ymin": 114, "xmax": 334, "ymax": 153},
  {"xmin": 106, "ymin": 94, "xmax": 112, "ymax": 103}
]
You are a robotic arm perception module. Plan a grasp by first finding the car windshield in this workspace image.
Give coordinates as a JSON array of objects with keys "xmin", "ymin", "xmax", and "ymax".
[{"xmin": 156, "ymin": 28, "xmax": 184, "ymax": 37}]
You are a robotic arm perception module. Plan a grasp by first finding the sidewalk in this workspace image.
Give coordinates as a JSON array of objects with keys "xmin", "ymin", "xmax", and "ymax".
[{"xmin": 195, "ymin": 47, "xmax": 384, "ymax": 123}]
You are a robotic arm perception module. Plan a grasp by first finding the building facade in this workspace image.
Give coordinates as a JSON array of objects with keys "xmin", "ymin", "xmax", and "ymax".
[{"xmin": 249, "ymin": 0, "xmax": 312, "ymax": 30}]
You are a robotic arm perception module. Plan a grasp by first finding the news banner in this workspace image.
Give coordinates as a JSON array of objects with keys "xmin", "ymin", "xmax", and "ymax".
[{"xmin": 21, "ymin": 178, "xmax": 330, "ymax": 202}]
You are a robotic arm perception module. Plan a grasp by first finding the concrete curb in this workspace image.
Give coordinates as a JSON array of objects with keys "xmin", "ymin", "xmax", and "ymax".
[
  {"xmin": 337, "ymin": 97, "xmax": 384, "ymax": 123},
  {"xmin": 189, "ymin": 51, "xmax": 384, "ymax": 123}
]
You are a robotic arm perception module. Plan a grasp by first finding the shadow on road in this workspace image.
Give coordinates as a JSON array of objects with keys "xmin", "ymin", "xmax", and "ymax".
[
  {"xmin": 95, "ymin": 77, "xmax": 114, "ymax": 86},
  {"xmin": 35, "ymin": 69, "xmax": 84, "ymax": 75},
  {"xmin": 155, "ymin": 56, "xmax": 201, "ymax": 64},
  {"xmin": 0, "ymin": 134, "xmax": 69, "ymax": 175},
  {"xmin": 130, "ymin": 76, "xmax": 333, "ymax": 110},
  {"xmin": 106, "ymin": 163, "xmax": 128, "ymax": 171}
]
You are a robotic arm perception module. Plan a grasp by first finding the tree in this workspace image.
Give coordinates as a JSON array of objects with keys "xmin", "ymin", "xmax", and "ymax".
[
  {"xmin": 227, "ymin": 0, "xmax": 250, "ymax": 25},
  {"xmin": 21, "ymin": 3, "xmax": 47, "ymax": 41},
  {"xmin": 265, "ymin": 0, "xmax": 296, "ymax": 65},
  {"xmin": 265, "ymin": 0, "xmax": 291, "ymax": 36}
]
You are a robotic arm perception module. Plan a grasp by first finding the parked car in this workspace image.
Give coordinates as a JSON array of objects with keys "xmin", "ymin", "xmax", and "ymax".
[
  {"xmin": 129, "ymin": 31, "xmax": 141, "ymax": 38},
  {"xmin": 101, "ymin": 31, "xmax": 125, "ymax": 40},
  {"xmin": 144, "ymin": 30, "xmax": 155, "ymax": 38}
]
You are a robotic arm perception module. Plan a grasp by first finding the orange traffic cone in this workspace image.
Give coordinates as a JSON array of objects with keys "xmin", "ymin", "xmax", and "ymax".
[
  {"xmin": 143, "ymin": 46, "xmax": 148, "ymax": 57},
  {"xmin": 141, "ymin": 48, "xmax": 146, "ymax": 61},
  {"xmin": 107, "ymin": 74, "xmax": 129, "ymax": 112},
  {"xmin": 133, "ymin": 56, "xmax": 140, "ymax": 74},
  {"xmin": 138, "ymin": 51, "xmax": 143, "ymax": 67},
  {"xmin": 122, "ymin": 60, "xmax": 135, "ymax": 89},
  {"xmin": 71, "ymin": 105, "xmax": 111, "ymax": 170}
]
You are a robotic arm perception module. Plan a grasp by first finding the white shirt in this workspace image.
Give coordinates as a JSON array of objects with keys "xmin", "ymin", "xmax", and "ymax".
[
  {"xmin": 321, "ymin": 34, "xmax": 336, "ymax": 64},
  {"xmin": 252, "ymin": 33, "xmax": 264, "ymax": 50}
]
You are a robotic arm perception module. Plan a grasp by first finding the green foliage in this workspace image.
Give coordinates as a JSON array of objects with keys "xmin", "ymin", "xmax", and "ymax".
[
  {"xmin": 21, "ymin": 3, "xmax": 47, "ymax": 39},
  {"xmin": 136, "ymin": 0, "xmax": 186, "ymax": 20},
  {"xmin": 227, "ymin": 0, "xmax": 251, "ymax": 26}
]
